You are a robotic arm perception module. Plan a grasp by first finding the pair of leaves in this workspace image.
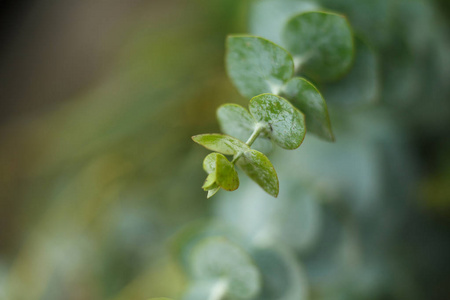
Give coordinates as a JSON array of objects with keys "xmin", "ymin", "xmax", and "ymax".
[
  {"xmin": 193, "ymin": 133, "xmax": 279, "ymax": 197},
  {"xmin": 227, "ymin": 12, "xmax": 354, "ymax": 141},
  {"xmin": 217, "ymin": 93, "xmax": 306, "ymax": 151},
  {"xmin": 194, "ymin": 93, "xmax": 308, "ymax": 197}
]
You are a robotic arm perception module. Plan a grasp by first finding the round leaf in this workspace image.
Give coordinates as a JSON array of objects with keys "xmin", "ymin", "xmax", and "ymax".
[
  {"xmin": 215, "ymin": 154, "xmax": 239, "ymax": 191},
  {"xmin": 217, "ymin": 104, "xmax": 273, "ymax": 153},
  {"xmin": 203, "ymin": 152, "xmax": 220, "ymax": 174},
  {"xmin": 249, "ymin": 94, "xmax": 305, "ymax": 149},
  {"xmin": 192, "ymin": 134, "xmax": 249, "ymax": 155},
  {"xmin": 226, "ymin": 35, "xmax": 294, "ymax": 98},
  {"xmin": 283, "ymin": 11, "xmax": 354, "ymax": 82},
  {"xmin": 170, "ymin": 221, "xmax": 243, "ymax": 276},
  {"xmin": 323, "ymin": 38, "xmax": 379, "ymax": 108},
  {"xmin": 190, "ymin": 237, "xmax": 261, "ymax": 299},
  {"xmin": 249, "ymin": 0, "xmax": 320, "ymax": 45},
  {"xmin": 282, "ymin": 77, "xmax": 334, "ymax": 141},
  {"xmin": 237, "ymin": 149, "xmax": 279, "ymax": 197},
  {"xmin": 251, "ymin": 246, "xmax": 308, "ymax": 300},
  {"xmin": 202, "ymin": 153, "xmax": 239, "ymax": 195}
]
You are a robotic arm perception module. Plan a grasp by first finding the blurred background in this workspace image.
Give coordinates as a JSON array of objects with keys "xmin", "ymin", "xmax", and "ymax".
[{"xmin": 0, "ymin": 0, "xmax": 449, "ymax": 299}]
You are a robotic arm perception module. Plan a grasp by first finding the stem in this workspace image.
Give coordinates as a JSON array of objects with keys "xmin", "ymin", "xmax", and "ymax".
[
  {"xmin": 246, "ymin": 123, "xmax": 264, "ymax": 146},
  {"xmin": 231, "ymin": 124, "xmax": 264, "ymax": 165}
]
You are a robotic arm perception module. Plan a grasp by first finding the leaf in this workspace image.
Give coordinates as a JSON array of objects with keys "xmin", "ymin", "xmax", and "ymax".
[
  {"xmin": 217, "ymin": 104, "xmax": 273, "ymax": 153},
  {"xmin": 249, "ymin": 0, "xmax": 321, "ymax": 45},
  {"xmin": 182, "ymin": 281, "xmax": 224, "ymax": 300},
  {"xmin": 149, "ymin": 298, "xmax": 173, "ymax": 300},
  {"xmin": 215, "ymin": 154, "xmax": 239, "ymax": 191},
  {"xmin": 170, "ymin": 221, "xmax": 243, "ymax": 276},
  {"xmin": 237, "ymin": 150, "xmax": 279, "ymax": 197},
  {"xmin": 215, "ymin": 180, "xmax": 323, "ymax": 253},
  {"xmin": 226, "ymin": 35, "xmax": 294, "ymax": 98},
  {"xmin": 282, "ymin": 77, "xmax": 334, "ymax": 141},
  {"xmin": 202, "ymin": 153, "xmax": 239, "ymax": 194},
  {"xmin": 322, "ymin": 38, "xmax": 379, "ymax": 108},
  {"xmin": 207, "ymin": 186, "xmax": 220, "ymax": 199},
  {"xmin": 283, "ymin": 11, "xmax": 354, "ymax": 82},
  {"xmin": 190, "ymin": 237, "xmax": 261, "ymax": 299},
  {"xmin": 203, "ymin": 152, "xmax": 219, "ymax": 174},
  {"xmin": 251, "ymin": 246, "xmax": 308, "ymax": 300},
  {"xmin": 192, "ymin": 134, "xmax": 249, "ymax": 155},
  {"xmin": 249, "ymin": 94, "xmax": 305, "ymax": 149}
]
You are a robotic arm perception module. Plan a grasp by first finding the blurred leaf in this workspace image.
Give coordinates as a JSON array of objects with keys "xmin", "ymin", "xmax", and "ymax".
[
  {"xmin": 236, "ymin": 150, "xmax": 279, "ymax": 197},
  {"xmin": 226, "ymin": 35, "xmax": 294, "ymax": 98},
  {"xmin": 323, "ymin": 38, "xmax": 379, "ymax": 108},
  {"xmin": 182, "ymin": 280, "xmax": 224, "ymax": 300},
  {"xmin": 192, "ymin": 134, "xmax": 249, "ymax": 155},
  {"xmin": 214, "ymin": 179, "xmax": 322, "ymax": 252},
  {"xmin": 282, "ymin": 77, "xmax": 334, "ymax": 141},
  {"xmin": 249, "ymin": 0, "xmax": 320, "ymax": 45},
  {"xmin": 251, "ymin": 246, "xmax": 309, "ymax": 300},
  {"xmin": 170, "ymin": 221, "xmax": 243, "ymax": 276},
  {"xmin": 249, "ymin": 94, "xmax": 305, "ymax": 149},
  {"xmin": 190, "ymin": 237, "xmax": 261, "ymax": 299},
  {"xmin": 217, "ymin": 104, "xmax": 272, "ymax": 153},
  {"xmin": 283, "ymin": 11, "xmax": 354, "ymax": 82}
]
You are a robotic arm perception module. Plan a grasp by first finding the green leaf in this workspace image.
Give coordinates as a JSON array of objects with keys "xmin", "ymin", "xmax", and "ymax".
[
  {"xmin": 217, "ymin": 104, "xmax": 273, "ymax": 153},
  {"xmin": 249, "ymin": 0, "xmax": 321, "ymax": 45},
  {"xmin": 282, "ymin": 77, "xmax": 334, "ymax": 141},
  {"xmin": 215, "ymin": 154, "xmax": 239, "ymax": 191},
  {"xmin": 251, "ymin": 246, "xmax": 308, "ymax": 300},
  {"xmin": 190, "ymin": 237, "xmax": 261, "ymax": 299},
  {"xmin": 207, "ymin": 186, "xmax": 220, "ymax": 199},
  {"xmin": 249, "ymin": 94, "xmax": 305, "ymax": 149},
  {"xmin": 170, "ymin": 221, "xmax": 243, "ymax": 276},
  {"xmin": 201, "ymin": 153, "xmax": 239, "ymax": 195},
  {"xmin": 226, "ymin": 35, "xmax": 294, "ymax": 98},
  {"xmin": 149, "ymin": 298, "xmax": 173, "ymax": 300},
  {"xmin": 323, "ymin": 38, "xmax": 379, "ymax": 108},
  {"xmin": 203, "ymin": 152, "xmax": 219, "ymax": 173},
  {"xmin": 237, "ymin": 150, "xmax": 279, "ymax": 197},
  {"xmin": 192, "ymin": 134, "xmax": 249, "ymax": 155},
  {"xmin": 283, "ymin": 11, "xmax": 354, "ymax": 82},
  {"xmin": 182, "ymin": 281, "xmax": 224, "ymax": 300}
]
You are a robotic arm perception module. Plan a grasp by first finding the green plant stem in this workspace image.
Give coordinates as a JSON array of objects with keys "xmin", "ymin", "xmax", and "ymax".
[
  {"xmin": 231, "ymin": 124, "xmax": 264, "ymax": 164},
  {"xmin": 246, "ymin": 123, "xmax": 264, "ymax": 146}
]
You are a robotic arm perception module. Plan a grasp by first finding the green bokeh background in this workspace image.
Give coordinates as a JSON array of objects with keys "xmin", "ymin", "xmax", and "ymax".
[{"xmin": 0, "ymin": 0, "xmax": 449, "ymax": 299}]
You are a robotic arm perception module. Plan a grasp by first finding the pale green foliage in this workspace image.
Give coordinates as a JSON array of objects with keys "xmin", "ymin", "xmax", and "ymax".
[
  {"xmin": 323, "ymin": 38, "xmax": 379, "ymax": 107},
  {"xmin": 190, "ymin": 237, "xmax": 261, "ymax": 299},
  {"xmin": 236, "ymin": 149, "xmax": 279, "ymax": 197},
  {"xmin": 249, "ymin": 0, "xmax": 320, "ymax": 45},
  {"xmin": 217, "ymin": 104, "xmax": 273, "ymax": 153},
  {"xmin": 226, "ymin": 35, "xmax": 333, "ymax": 142},
  {"xmin": 249, "ymin": 94, "xmax": 305, "ymax": 149},
  {"xmin": 202, "ymin": 153, "xmax": 239, "ymax": 197},
  {"xmin": 282, "ymin": 77, "xmax": 334, "ymax": 141},
  {"xmin": 193, "ymin": 8, "xmax": 355, "ymax": 199},
  {"xmin": 192, "ymin": 134, "xmax": 249, "ymax": 155},
  {"xmin": 283, "ymin": 11, "xmax": 354, "ymax": 81},
  {"xmin": 226, "ymin": 35, "xmax": 294, "ymax": 98},
  {"xmin": 251, "ymin": 246, "xmax": 308, "ymax": 300}
]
